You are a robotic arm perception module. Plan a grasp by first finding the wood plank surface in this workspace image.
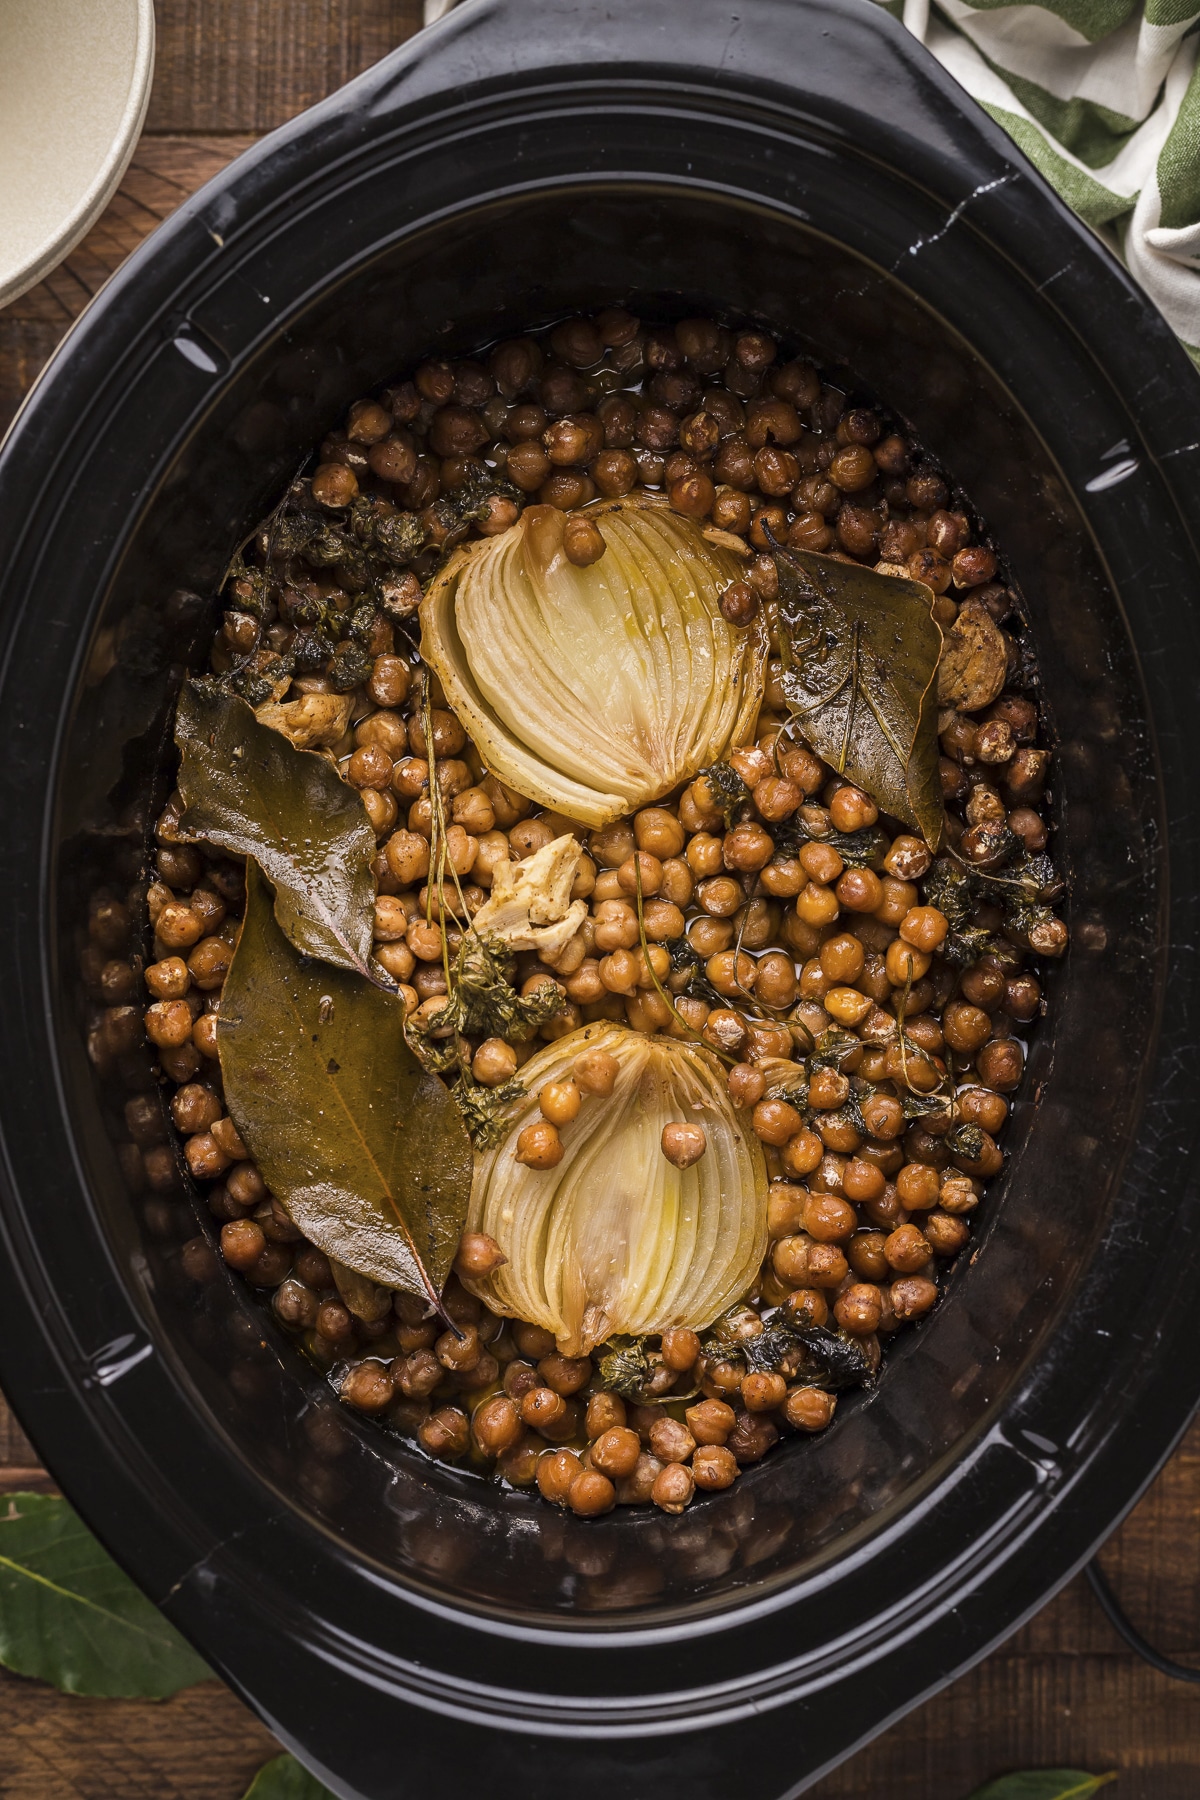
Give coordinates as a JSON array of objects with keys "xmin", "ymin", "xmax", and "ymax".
[{"xmin": 2, "ymin": 3, "xmax": 1198, "ymax": 1795}]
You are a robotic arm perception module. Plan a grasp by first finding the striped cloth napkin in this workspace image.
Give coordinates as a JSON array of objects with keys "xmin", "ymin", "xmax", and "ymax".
[
  {"xmin": 422, "ymin": 0, "xmax": 1200, "ymax": 364},
  {"xmin": 881, "ymin": 0, "xmax": 1200, "ymax": 367}
]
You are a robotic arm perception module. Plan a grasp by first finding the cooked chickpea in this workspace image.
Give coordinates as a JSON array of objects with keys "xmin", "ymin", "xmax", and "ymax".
[
  {"xmin": 662, "ymin": 1121, "xmax": 707, "ymax": 1168},
  {"xmin": 803, "ymin": 1192, "xmax": 856, "ymax": 1242},
  {"xmin": 651, "ymin": 1463, "xmax": 695, "ymax": 1514},
  {"xmin": 648, "ymin": 1416, "xmax": 696, "ymax": 1464},
  {"xmin": 634, "ymin": 807, "xmax": 686, "ymax": 858},
  {"xmin": 754, "ymin": 950, "xmax": 797, "ymax": 1009},
  {"xmin": 751, "ymin": 1099, "xmax": 804, "ymax": 1147},
  {"xmin": 828, "ymin": 786, "xmax": 878, "ymax": 832},
  {"xmin": 515, "ymin": 1121, "xmax": 564, "ymax": 1169},
  {"xmin": 586, "ymin": 1392, "xmax": 627, "ymax": 1438},
  {"xmin": 891, "ymin": 1276, "xmax": 938, "ymax": 1320},
  {"xmin": 899, "ymin": 906, "xmax": 949, "ymax": 952},
  {"xmin": 692, "ymin": 1444, "xmax": 739, "ymax": 1490},
  {"xmin": 539, "ymin": 1079, "xmax": 581, "ymax": 1127},
  {"xmin": 723, "ymin": 822, "xmax": 775, "ymax": 872},
  {"xmin": 454, "ymin": 1232, "xmax": 507, "ymax": 1279},
  {"xmin": 590, "ymin": 1426, "xmax": 642, "ymax": 1478},
  {"xmin": 885, "ymin": 938, "xmax": 932, "ymax": 986},
  {"xmin": 796, "ymin": 882, "xmax": 840, "ymax": 928},
  {"xmin": 874, "ymin": 876, "xmax": 918, "ymax": 926},
  {"xmin": 661, "ymin": 1327, "xmax": 701, "ymax": 1372},
  {"xmin": 781, "ymin": 1129, "xmax": 823, "ymax": 1179},
  {"xmin": 785, "ymin": 1387, "xmax": 836, "ymax": 1431},
  {"xmin": 836, "ymin": 867, "xmax": 883, "ymax": 913},
  {"xmin": 471, "ymin": 1037, "xmax": 518, "ymax": 1087},
  {"xmin": 574, "ymin": 1047, "xmax": 619, "ymax": 1095},
  {"xmin": 824, "ymin": 986, "xmax": 873, "ymax": 1027},
  {"xmin": 642, "ymin": 898, "xmax": 686, "ymax": 941},
  {"xmin": 536, "ymin": 1448, "xmax": 582, "ymax": 1504},
  {"xmin": 592, "ymin": 898, "xmax": 640, "ymax": 951},
  {"xmin": 686, "ymin": 832, "xmax": 725, "ymax": 878},
  {"xmin": 742, "ymin": 1371, "xmax": 787, "ymax": 1412},
  {"xmin": 798, "ymin": 841, "xmax": 844, "ymax": 884},
  {"xmin": 706, "ymin": 948, "xmax": 757, "ymax": 997}
]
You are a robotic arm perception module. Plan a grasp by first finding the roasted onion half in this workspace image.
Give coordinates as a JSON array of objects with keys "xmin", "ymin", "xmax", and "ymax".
[
  {"xmin": 462, "ymin": 1022, "xmax": 769, "ymax": 1356},
  {"xmin": 420, "ymin": 496, "xmax": 767, "ymax": 828}
]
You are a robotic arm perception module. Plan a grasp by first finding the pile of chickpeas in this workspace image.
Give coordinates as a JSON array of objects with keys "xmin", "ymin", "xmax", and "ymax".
[{"xmin": 113, "ymin": 309, "xmax": 1064, "ymax": 1520}]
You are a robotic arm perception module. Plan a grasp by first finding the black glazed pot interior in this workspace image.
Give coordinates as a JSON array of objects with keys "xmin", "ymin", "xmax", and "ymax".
[{"xmin": 2, "ymin": 3, "xmax": 1199, "ymax": 1795}]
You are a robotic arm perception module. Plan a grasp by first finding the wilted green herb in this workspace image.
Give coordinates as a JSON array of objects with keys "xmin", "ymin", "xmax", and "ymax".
[
  {"xmin": 947, "ymin": 1121, "xmax": 986, "ymax": 1161},
  {"xmin": 793, "ymin": 1325, "xmax": 876, "ymax": 1391},
  {"xmin": 775, "ymin": 814, "xmax": 888, "ymax": 870},
  {"xmin": 327, "ymin": 640, "xmax": 373, "ymax": 691},
  {"xmin": 450, "ymin": 1073, "xmax": 525, "ymax": 1149},
  {"xmin": 597, "ymin": 1337, "xmax": 654, "ymax": 1400},
  {"xmin": 808, "ymin": 1027, "xmax": 863, "ymax": 1073},
  {"xmin": 739, "ymin": 1322, "xmax": 799, "ymax": 1374},
  {"xmin": 665, "ymin": 934, "xmax": 723, "ymax": 1008},
  {"xmin": 922, "ymin": 856, "xmax": 973, "ymax": 929},
  {"xmin": 454, "ymin": 935, "xmax": 568, "ymax": 1040},
  {"xmin": 701, "ymin": 760, "xmax": 750, "ymax": 827}
]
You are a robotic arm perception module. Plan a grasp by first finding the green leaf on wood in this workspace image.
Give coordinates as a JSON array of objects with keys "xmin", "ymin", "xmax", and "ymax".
[
  {"xmin": 775, "ymin": 545, "xmax": 944, "ymax": 849},
  {"xmin": 242, "ymin": 1753, "xmax": 338, "ymax": 1800},
  {"xmin": 218, "ymin": 863, "xmax": 473, "ymax": 1304},
  {"xmin": 965, "ymin": 1772, "xmax": 1117, "ymax": 1800},
  {"xmin": 0, "ymin": 1492, "xmax": 211, "ymax": 1698},
  {"xmin": 175, "ymin": 682, "xmax": 378, "ymax": 979}
]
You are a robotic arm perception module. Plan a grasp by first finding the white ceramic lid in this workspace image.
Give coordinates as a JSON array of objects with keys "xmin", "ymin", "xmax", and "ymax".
[{"xmin": 0, "ymin": 0, "xmax": 155, "ymax": 308}]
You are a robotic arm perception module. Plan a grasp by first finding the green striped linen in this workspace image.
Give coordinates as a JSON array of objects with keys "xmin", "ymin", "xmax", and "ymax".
[
  {"xmin": 424, "ymin": 0, "xmax": 1200, "ymax": 365},
  {"xmin": 873, "ymin": 0, "xmax": 1200, "ymax": 365}
]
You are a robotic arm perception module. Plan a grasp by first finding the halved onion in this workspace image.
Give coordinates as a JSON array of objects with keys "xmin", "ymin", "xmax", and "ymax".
[
  {"xmin": 461, "ymin": 1021, "xmax": 768, "ymax": 1355},
  {"xmin": 420, "ymin": 496, "xmax": 767, "ymax": 828}
]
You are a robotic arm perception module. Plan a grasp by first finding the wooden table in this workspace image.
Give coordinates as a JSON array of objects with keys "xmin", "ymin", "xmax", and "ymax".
[{"xmin": 2, "ymin": 6, "xmax": 1199, "ymax": 1794}]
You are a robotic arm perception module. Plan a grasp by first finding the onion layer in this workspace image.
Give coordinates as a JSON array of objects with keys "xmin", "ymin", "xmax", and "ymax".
[
  {"xmin": 419, "ymin": 496, "xmax": 767, "ymax": 828},
  {"xmin": 462, "ymin": 1022, "xmax": 768, "ymax": 1355}
]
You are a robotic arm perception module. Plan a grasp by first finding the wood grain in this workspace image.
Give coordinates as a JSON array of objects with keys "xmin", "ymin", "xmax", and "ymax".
[
  {"xmin": 145, "ymin": 0, "xmax": 424, "ymax": 133},
  {"xmin": 2, "ymin": 2, "xmax": 1199, "ymax": 1795}
]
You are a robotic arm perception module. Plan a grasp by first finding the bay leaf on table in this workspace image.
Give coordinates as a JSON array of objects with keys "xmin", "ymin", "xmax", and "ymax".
[
  {"xmin": 242, "ymin": 1753, "xmax": 337, "ymax": 1800},
  {"xmin": 965, "ymin": 1774, "xmax": 1117, "ymax": 1800},
  {"xmin": 774, "ymin": 545, "xmax": 944, "ymax": 849},
  {"xmin": 175, "ymin": 682, "xmax": 378, "ymax": 979},
  {"xmin": 0, "ymin": 1492, "xmax": 211, "ymax": 1698},
  {"xmin": 218, "ymin": 862, "xmax": 473, "ymax": 1304}
]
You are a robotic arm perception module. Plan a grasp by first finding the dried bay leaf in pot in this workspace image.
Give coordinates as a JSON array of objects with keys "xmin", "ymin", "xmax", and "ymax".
[
  {"xmin": 176, "ymin": 683, "xmax": 378, "ymax": 979},
  {"xmin": 775, "ymin": 545, "xmax": 944, "ymax": 849},
  {"xmin": 218, "ymin": 862, "xmax": 473, "ymax": 1305},
  {"xmin": 420, "ymin": 495, "xmax": 767, "ymax": 828}
]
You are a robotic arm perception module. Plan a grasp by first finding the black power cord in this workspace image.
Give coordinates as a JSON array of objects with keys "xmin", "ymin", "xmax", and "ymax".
[{"xmin": 1086, "ymin": 1558, "xmax": 1200, "ymax": 1685}]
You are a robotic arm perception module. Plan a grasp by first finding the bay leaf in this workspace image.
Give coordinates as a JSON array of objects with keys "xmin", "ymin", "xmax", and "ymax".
[
  {"xmin": 242, "ymin": 1754, "xmax": 338, "ymax": 1800},
  {"xmin": 175, "ymin": 682, "xmax": 378, "ymax": 979},
  {"xmin": 965, "ymin": 1774, "xmax": 1116, "ymax": 1800},
  {"xmin": 218, "ymin": 862, "xmax": 473, "ymax": 1303},
  {"xmin": 0, "ymin": 1492, "xmax": 212, "ymax": 1698},
  {"xmin": 775, "ymin": 546, "xmax": 944, "ymax": 850}
]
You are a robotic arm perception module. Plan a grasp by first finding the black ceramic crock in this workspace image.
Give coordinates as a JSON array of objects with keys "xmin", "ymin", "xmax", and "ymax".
[{"xmin": 1, "ymin": 1, "xmax": 1199, "ymax": 1793}]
